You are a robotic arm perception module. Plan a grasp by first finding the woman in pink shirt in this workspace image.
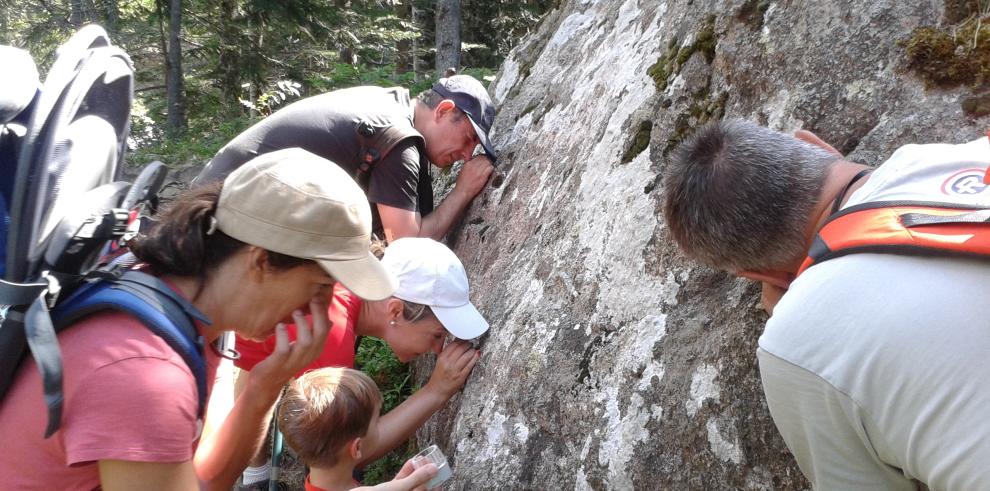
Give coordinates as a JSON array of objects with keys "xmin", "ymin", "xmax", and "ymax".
[{"xmin": 0, "ymin": 149, "xmax": 436, "ymax": 491}]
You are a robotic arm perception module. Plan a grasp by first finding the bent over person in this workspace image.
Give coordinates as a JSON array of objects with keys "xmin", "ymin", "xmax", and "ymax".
[
  {"xmin": 0, "ymin": 149, "xmax": 437, "ymax": 491},
  {"xmin": 662, "ymin": 119, "xmax": 990, "ymax": 490},
  {"xmin": 195, "ymin": 75, "xmax": 496, "ymax": 242}
]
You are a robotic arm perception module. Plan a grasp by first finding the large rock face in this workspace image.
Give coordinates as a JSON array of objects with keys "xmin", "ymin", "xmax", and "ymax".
[{"xmin": 418, "ymin": 1, "xmax": 985, "ymax": 489}]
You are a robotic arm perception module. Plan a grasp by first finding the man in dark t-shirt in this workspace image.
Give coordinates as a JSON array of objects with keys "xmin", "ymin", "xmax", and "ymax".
[{"xmin": 196, "ymin": 75, "xmax": 496, "ymax": 241}]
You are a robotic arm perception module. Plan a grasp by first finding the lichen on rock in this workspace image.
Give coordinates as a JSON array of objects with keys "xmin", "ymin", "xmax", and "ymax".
[{"xmin": 418, "ymin": 1, "xmax": 989, "ymax": 489}]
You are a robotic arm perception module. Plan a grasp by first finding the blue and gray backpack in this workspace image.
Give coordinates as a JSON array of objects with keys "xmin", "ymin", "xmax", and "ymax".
[{"xmin": 0, "ymin": 25, "xmax": 208, "ymax": 438}]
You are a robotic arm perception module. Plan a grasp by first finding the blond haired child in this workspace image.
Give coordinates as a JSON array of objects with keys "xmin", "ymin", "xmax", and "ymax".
[{"xmin": 278, "ymin": 367, "xmax": 384, "ymax": 491}]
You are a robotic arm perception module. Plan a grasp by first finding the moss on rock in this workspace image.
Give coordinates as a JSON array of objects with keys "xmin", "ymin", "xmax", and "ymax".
[
  {"xmin": 903, "ymin": 17, "xmax": 990, "ymax": 88},
  {"xmin": 621, "ymin": 120, "xmax": 654, "ymax": 164},
  {"xmin": 647, "ymin": 15, "xmax": 718, "ymax": 93},
  {"xmin": 962, "ymin": 90, "xmax": 990, "ymax": 117}
]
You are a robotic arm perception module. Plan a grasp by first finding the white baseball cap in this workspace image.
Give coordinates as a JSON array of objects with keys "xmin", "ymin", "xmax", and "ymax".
[{"xmin": 381, "ymin": 238, "xmax": 489, "ymax": 340}]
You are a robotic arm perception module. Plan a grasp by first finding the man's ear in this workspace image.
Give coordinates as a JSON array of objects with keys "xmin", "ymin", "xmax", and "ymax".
[
  {"xmin": 737, "ymin": 269, "xmax": 793, "ymax": 290},
  {"xmin": 434, "ymin": 99, "xmax": 457, "ymax": 121},
  {"xmin": 794, "ymin": 129, "xmax": 842, "ymax": 157}
]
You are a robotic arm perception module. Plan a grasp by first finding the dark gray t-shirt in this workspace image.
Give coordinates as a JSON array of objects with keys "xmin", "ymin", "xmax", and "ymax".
[{"xmin": 198, "ymin": 86, "xmax": 427, "ymax": 214}]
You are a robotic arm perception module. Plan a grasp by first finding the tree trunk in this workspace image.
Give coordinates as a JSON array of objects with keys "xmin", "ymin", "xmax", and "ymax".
[
  {"xmin": 217, "ymin": 0, "xmax": 241, "ymax": 109},
  {"xmin": 412, "ymin": 3, "xmax": 420, "ymax": 81},
  {"xmin": 165, "ymin": 0, "xmax": 186, "ymax": 132},
  {"xmin": 69, "ymin": 0, "xmax": 93, "ymax": 28},
  {"xmin": 0, "ymin": 4, "xmax": 10, "ymax": 44},
  {"xmin": 434, "ymin": 0, "xmax": 461, "ymax": 78},
  {"xmin": 102, "ymin": 0, "xmax": 120, "ymax": 34},
  {"xmin": 395, "ymin": 0, "xmax": 412, "ymax": 74},
  {"xmin": 245, "ymin": 8, "xmax": 265, "ymax": 119}
]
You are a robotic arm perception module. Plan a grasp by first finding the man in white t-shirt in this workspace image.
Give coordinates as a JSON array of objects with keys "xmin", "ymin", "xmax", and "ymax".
[{"xmin": 662, "ymin": 119, "xmax": 990, "ymax": 490}]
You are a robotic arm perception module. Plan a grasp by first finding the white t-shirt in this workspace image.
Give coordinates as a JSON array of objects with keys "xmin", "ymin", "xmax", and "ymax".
[
  {"xmin": 758, "ymin": 137, "xmax": 990, "ymax": 491},
  {"xmin": 846, "ymin": 136, "xmax": 990, "ymax": 206}
]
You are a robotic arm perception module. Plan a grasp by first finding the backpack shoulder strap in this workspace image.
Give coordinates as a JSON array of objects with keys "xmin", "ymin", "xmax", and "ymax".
[
  {"xmin": 797, "ymin": 200, "xmax": 990, "ymax": 276},
  {"xmin": 29, "ymin": 270, "xmax": 210, "ymax": 438},
  {"xmin": 354, "ymin": 120, "xmax": 424, "ymax": 186}
]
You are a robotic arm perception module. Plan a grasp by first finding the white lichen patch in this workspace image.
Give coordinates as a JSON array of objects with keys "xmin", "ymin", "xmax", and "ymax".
[
  {"xmin": 844, "ymin": 79, "xmax": 876, "ymax": 102},
  {"xmin": 597, "ymin": 390, "xmax": 653, "ymax": 489},
  {"xmin": 548, "ymin": 13, "xmax": 595, "ymax": 49},
  {"xmin": 687, "ymin": 364, "xmax": 720, "ymax": 417},
  {"xmin": 483, "ymin": 411, "xmax": 509, "ymax": 460},
  {"xmin": 580, "ymin": 434, "xmax": 594, "ymax": 461},
  {"xmin": 494, "ymin": 57, "xmax": 520, "ymax": 105},
  {"xmin": 514, "ymin": 422, "xmax": 530, "ymax": 445},
  {"xmin": 636, "ymin": 360, "xmax": 664, "ymax": 391},
  {"xmin": 574, "ymin": 468, "xmax": 594, "ymax": 491},
  {"xmin": 660, "ymin": 271, "xmax": 681, "ymax": 306},
  {"xmin": 706, "ymin": 418, "xmax": 744, "ymax": 465},
  {"xmin": 759, "ymin": 4, "xmax": 780, "ymax": 48}
]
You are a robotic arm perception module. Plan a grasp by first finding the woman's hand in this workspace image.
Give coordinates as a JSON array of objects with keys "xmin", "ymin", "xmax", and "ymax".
[
  {"xmin": 248, "ymin": 295, "xmax": 331, "ymax": 397},
  {"xmin": 424, "ymin": 340, "xmax": 480, "ymax": 400}
]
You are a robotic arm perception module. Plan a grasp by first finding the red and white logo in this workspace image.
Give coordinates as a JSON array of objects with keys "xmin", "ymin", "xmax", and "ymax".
[{"xmin": 941, "ymin": 168, "xmax": 989, "ymax": 195}]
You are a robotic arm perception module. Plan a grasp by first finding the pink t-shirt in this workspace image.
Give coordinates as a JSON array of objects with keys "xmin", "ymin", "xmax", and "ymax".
[{"xmin": 0, "ymin": 310, "xmax": 219, "ymax": 490}]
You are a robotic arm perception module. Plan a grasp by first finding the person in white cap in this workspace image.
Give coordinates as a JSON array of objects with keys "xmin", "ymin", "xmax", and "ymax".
[
  {"xmin": 0, "ymin": 148, "xmax": 437, "ymax": 491},
  {"xmin": 233, "ymin": 237, "xmax": 487, "ymax": 485}
]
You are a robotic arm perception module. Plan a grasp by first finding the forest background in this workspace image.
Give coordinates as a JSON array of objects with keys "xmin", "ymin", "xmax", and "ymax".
[{"xmin": 1, "ymin": 0, "xmax": 552, "ymax": 485}]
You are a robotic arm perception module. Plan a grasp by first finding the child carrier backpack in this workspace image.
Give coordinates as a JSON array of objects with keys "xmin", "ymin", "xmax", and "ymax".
[{"xmin": 0, "ymin": 25, "xmax": 209, "ymax": 438}]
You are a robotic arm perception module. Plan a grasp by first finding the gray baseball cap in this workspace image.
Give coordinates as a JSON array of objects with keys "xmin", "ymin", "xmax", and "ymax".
[{"xmin": 431, "ymin": 75, "xmax": 497, "ymax": 161}]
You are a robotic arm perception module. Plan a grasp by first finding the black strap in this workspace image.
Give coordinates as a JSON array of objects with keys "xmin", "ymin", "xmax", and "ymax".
[
  {"xmin": 900, "ymin": 209, "xmax": 990, "ymax": 227},
  {"xmin": 0, "ymin": 279, "xmax": 47, "ymax": 307},
  {"xmin": 113, "ymin": 270, "xmax": 210, "ymax": 325},
  {"xmin": 23, "ymin": 292, "xmax": 64, "ymax": 438},
  {"xmin": 831, "ymin": 168, "xmax": 873, "ymax": 215}
]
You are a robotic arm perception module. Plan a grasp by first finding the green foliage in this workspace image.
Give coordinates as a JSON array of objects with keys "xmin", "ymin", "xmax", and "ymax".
[
  {"xmin": 4, "ymin": 1, "xmax": 539, "ymax": 171},
  {"xmin": 240, "ymin": 79, "xmax": 303, "ymax": 116},
  {"xmin": 355, "ymin": 336, "xmax": 415, "ymax": 413}
]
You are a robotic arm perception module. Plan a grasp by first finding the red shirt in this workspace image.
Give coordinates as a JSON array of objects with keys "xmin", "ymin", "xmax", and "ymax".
[
  {"xmin": 234, "ymin": 284, "xmax": 362, "ymax": 375},
  {"xmin": 304, "ymin": 473, "xmax": 361, "ymax": 491},
  {"xmin": 0, "ymin": 311, "xmax": 220, "ymax": 490}
]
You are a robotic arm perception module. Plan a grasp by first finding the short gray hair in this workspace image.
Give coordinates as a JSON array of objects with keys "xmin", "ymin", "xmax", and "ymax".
[
  {"xmin": 415, "ymin": 89, "xmax": 465, "ymax": 122},
  {"xmin": 662, "ymin": 119, "xmax": 839, "ymax": 271},
  {"xmin": 416, "ymin": 89, "xmax": 444, "ymax": 108}
]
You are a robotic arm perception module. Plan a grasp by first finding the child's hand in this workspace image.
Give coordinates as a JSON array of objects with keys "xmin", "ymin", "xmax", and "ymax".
[
  {"xmin": 425, "ymin": 340, "xmax": 480, "ymax": 399},
  {"xmin": 248, "ymin": 295, "xmax": 331, "ymax": 397},
  {"xmin": 354, "ymin": 459, "xmax": 437, "ymax": 491}
]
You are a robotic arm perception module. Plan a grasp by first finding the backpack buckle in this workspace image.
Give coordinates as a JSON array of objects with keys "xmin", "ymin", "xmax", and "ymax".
[{"xmin": 40, "ymin": 272, "xmax": 62, "ymax": 309}]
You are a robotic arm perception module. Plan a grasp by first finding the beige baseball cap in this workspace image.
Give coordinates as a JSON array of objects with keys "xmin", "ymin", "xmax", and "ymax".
[{"xmin": 215, "ymin": 148, "xmax": 396, "ymax": 300}]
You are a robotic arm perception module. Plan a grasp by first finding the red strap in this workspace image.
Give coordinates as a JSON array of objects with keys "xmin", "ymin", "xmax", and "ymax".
[{"xmin": 984, "ymin": 130, "xmax": 990, "ymax": 184}]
